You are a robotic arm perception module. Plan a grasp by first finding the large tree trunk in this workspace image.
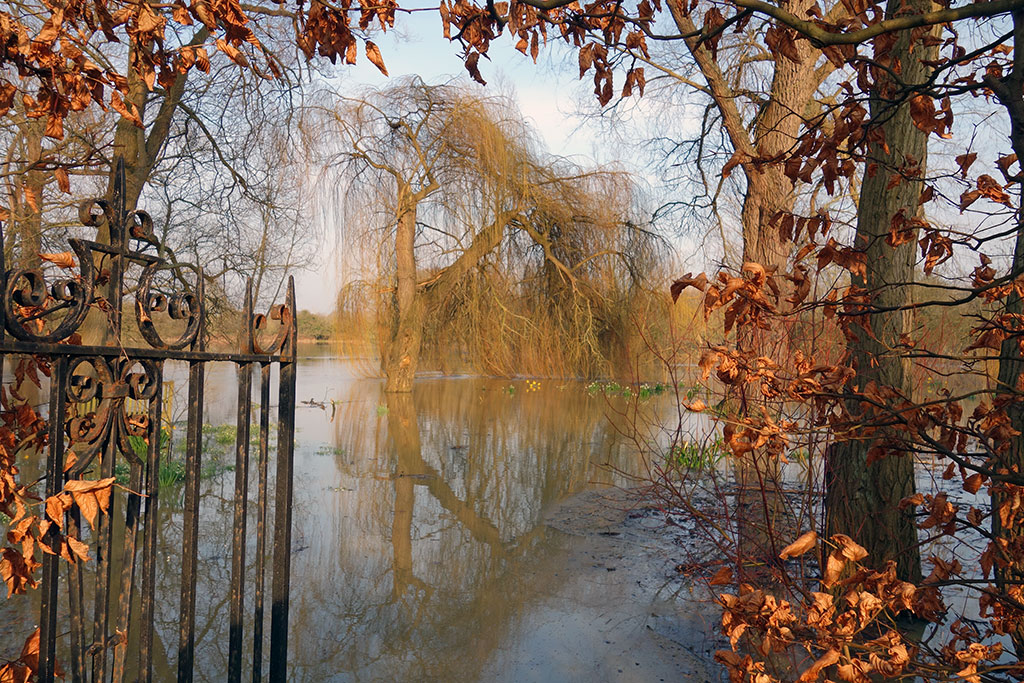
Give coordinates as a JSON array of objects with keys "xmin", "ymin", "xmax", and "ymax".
[
  {"xmin": 84, "ymin": 32, "xmax": 204, "ymax": 346},
  {"xmin": 741, "ymin": 0, "xmax": 819, "ymax": 272},
  {"xmin": 672, "ymin": 0, "xmax": 823, "ymax": 570},
  {"xmin": 11, "ymin": 118, "xmax": 45, "ymax": 268},
  {"xmin": 984, "ymin": 9, "xmax": 1024, "ymax": 656},
  {"xmin": 7, "ymin": 119, "xmax": 48, "ymax": 411},
  {"xmin": 381, "ymin": 201, "xmax": 515, "ymax": 392},
  {"xmin": 672, "ymin": 0, "xmax": 820, "ymax": 272},
  {"xmin": 735, "ymin": 9, "xmax": 822, "ymax": 567},
  {"xmin": 824, "ymin": 0, "xmax": 935, "ymax": 584},
  {"xmin": 383, "ymin": 185, "xmax": 425, "ymax": 393}
]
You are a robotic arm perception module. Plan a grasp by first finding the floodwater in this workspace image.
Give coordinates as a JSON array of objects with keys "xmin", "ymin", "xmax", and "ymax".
[{"xmin": 1, "ymin": 345, "xmax": 717, "ymax": 681}]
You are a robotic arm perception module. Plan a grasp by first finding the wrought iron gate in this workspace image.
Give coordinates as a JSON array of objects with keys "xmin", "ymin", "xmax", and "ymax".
[{"xmin": 0, "ymin": 159, "xmax": 298, "ymax": 682}]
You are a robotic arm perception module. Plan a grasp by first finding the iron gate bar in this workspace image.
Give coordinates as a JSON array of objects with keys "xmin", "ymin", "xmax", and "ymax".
[
  {"xmin": 252, "ymin": 362, "xmax": 272, "ymax": 683},
  {"xmin": 138, "ymin": 364, "xmax": 164, "ymax": 682},
  {"xmin": 39, "ymin": 355, "xmax": 68, "ymax": 682},
  {"xmin": 269, "ymin": 280, "xmax": 297, "ymax": 682},
  {"xmin": 68, "ymin": 489, "xmax": 87, "ymax": 681},
  {"xmin": 177, "ymin": 356, "xmax": 205, "ymax": 683},
  {"xmin": 93, "ymin": 380, "xmax": 115, "ymax": 683},
  {"xmin": 0, "ymin": 158, "xmax": 299, "ymax": 683},
  {"xmin": 229, "ymin": 359, "xmax": 252, "ymax": 683},
  {"xmin": 228, "ymin": 282, "xmax": 256, "ymax": 683}
]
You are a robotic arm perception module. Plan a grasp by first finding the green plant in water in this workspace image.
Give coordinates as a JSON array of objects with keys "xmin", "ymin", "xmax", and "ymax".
[
  {"xmin": 123, "ymin": 428, "xmax": 233, "ymax": 490},
  {"xmin": 159, "ymin": 461, "xmax": 187, "ymax": 488},
  {"xmin": 587, "ymin": 380, "xmax": 667, "ymax": 401},
  {"xmin": 636, "ymin": 383, "xmax": 666, "ymax": 400},
  {"xmin": 376, "ymin": 404, "xmax": 389, "ymax": 416},
  {"xmin": 203, "ymin": 423, "xmax": 237, "ymax": 446},
  {"xmin": 126, "ymin": 432, "xmax": 186, "ymax": 488},
  {"xmin": 667, "ymin": 437, "xmax": 727, "ymax": 470},
  {"xmin": 789, "ymin": 449, "xmax": 809, "ymax": 465}
]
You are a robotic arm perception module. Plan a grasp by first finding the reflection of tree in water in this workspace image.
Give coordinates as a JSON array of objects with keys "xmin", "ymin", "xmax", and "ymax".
[
  {"xmin": 282, "ymin": 377, "xmax": 657, "ymax": 681},
  {"xmin": 146, "ymin": 471, "xmax": 254, "ymax": 681},
  {"xmin": 60, "ymin": 374, "xmax": 673, "ymax": 681}
]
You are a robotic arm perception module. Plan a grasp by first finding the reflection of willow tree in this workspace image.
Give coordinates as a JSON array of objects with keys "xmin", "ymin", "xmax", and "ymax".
[
  {"xmin": 386, "ymin": 393, "xmax": 506, "ymax": 602},
  {"xmin": 94, "ymin": 373, "xmax": 680, "ymax": 679},
  {"xmin": 279, "ymin": 377, "xmax": 665, "ymax": 680},
  {"xmin": 116, "ymin": 473, "xmax": 242, "ymax": 680},
  {"xmin": 315, "ymin": 78, "xmax": 665, "ymax": 390},
  {"xmin": 39, "ymin": 375, "xmax": 680, "ymax": 680}
]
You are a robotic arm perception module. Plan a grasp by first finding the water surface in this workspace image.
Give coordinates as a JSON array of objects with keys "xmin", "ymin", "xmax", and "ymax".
[{"xmin": 3, "ymin": 346, "xmax": 706, "ymax": 681}]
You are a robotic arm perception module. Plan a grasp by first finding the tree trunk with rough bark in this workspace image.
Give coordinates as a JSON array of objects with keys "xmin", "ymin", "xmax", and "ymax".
[
  {"xmin": 383, "ymin": 186, "xmax": 425, "ymax": 393},
  {"xmin": 824, "ymin": 0, "xmax": 935, "ymax": 584},
  {"xmin": 674, "ymin": 0, "xmax": 822, "ymax": 567},
  {"xmin": 741, "ymin": 0, "xmax": 819, "ymax": 273},
  {"xmin": 381, "ymin": 182, "xmax": 516, "ymax": 392},
  {"xmin": 983, "ymin": 9, "xmax": 1024, "ymax": 656}
]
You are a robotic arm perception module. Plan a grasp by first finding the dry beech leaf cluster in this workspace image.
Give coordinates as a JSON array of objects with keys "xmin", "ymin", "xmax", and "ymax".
[{"xmin": 0, "ymin": 351, "xmax": 116, "ymax": 674}]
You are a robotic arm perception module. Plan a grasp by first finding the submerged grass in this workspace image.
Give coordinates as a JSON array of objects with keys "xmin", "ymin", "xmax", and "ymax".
[
  {"xmin": 666, "ymin": 437, "xmax": 727, "ymax": 470},
  {"xmin": 114, "ymin": 422, "xmax": 267, "ymax": 489}
]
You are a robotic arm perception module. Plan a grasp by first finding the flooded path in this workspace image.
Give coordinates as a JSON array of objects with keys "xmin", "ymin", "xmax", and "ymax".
[
  {"xmin": 270, "ymin": 350, "xmax": 717, "ymax": 681},
  {"xmin": 1, "ymin": 345, "xmax": 719, "ymax": 681}
]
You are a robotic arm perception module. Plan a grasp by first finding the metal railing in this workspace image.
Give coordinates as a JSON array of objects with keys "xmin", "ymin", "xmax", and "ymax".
[{"xmin": 0, "ymin": 159, "xmax": 298, "ymax": 682}]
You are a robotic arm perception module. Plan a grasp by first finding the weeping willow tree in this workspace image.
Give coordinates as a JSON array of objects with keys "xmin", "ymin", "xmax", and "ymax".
[
  {"xmin": 311, "ymin": 78, "xmax": 665, "ymax": 390},
  {"xmin": 421, "ymin": 170, "xmax": 667, "ymax": 379}
]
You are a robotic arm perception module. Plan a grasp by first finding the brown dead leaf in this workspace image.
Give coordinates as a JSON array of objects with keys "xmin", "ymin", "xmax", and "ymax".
[
  {"xmin": 66, "ymin": 536, "xmax": 90, "ymax": 563},
  {"xmin": 779, "ymin": 530, "xmax": 817, "ymax": 560},
  {"xmin": 54, "ymin": 167, "xmax": 69, "ymax": 194},
  {"xmin": 708, "ymin": 565, "xmax": 733, "ymax": 586},
  {"xmin": 670, "ymin": 272, "xmax": 707, "ymax": 301},
  {"xmin": 698, "ymin": 350, "xmax": 719, "ymax": 381},
  {"xmin": 722, "ymin": 150, "xmax": 745, "ymax": 179},
  {"xmin": 898, "ymin": 492, "xmax": 925, "ymax": 510},
  {"xmin": 798, "ymin": 648, "xmax": 839, "ymax": 681},
  {"xmin": 365, "ymin": 41, "xmax": 388, "ymax": 76},
  {"xmin": 964, "ymin": 473, "xmax": 984, "ymax": 494},
  {"xmin": 22, "ymin": 186, "xmax": 38, "ymax": 213},
  {"xmin": 64, "ymin": 477, "xmax": 114, "ymax": 530},
  {"xmin": 39, "ymin": 252, "xmax": 75, "ymax": 269},
  {"xmin": 997, "ymin": 153, "xmax": 1018, "ymax": 176},
  {"xmin": 44, "ymin": 496, "xmax": 64, "ymax": 530},
  {"xmin": 822, "ymin": 551, "xmax": 845, "ymax": 588},
  {"xmin": 955, "ymin": 152, "xmax": 977, "ymax": 179},
  {"xmin": 216, "ymin": 38, "xmax": 249, "ymax": 67},
  {"xmin": 833, "ymin": 533, "xmax": 868, "ymax": 561}
]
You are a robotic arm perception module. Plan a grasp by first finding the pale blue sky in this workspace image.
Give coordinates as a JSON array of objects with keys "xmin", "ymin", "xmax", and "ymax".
[{"xmin": 325, "ymin": 8, "xmax": 601, "ymax": 158}]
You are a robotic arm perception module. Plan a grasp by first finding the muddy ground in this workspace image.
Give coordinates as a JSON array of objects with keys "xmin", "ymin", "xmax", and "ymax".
[{"xmin": 480, "ymin": 486, "xmax": 728, "ymax": 682}]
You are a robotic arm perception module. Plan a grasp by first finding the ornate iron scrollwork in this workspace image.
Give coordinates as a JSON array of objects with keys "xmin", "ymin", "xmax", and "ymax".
[
  {"xmin": 251, "ymin": 303, "xmax": 293, "ymax": 354},
  {"xmin": 2, "ymin": 158, "xmax": 207, "ymax": 349},
  {"xmin": 135, "ymin": 263, "xmax": 203, "ymax": 350},
  {"xmin": 3, "ymin": 239, "xmax": 95, "ymax": 343},
  {"xmin": 0, "ymin": 156, "xmax": 300, "ymax": 683},
  {"xmin": 63, "ymin": 357, "xmax": 161, "ymax": 476}
]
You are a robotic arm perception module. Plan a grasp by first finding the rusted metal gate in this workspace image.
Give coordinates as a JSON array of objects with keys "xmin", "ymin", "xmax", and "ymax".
[{"xmin": 0, "ymin": 159, "xmax": 298, "ymax": 682}]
